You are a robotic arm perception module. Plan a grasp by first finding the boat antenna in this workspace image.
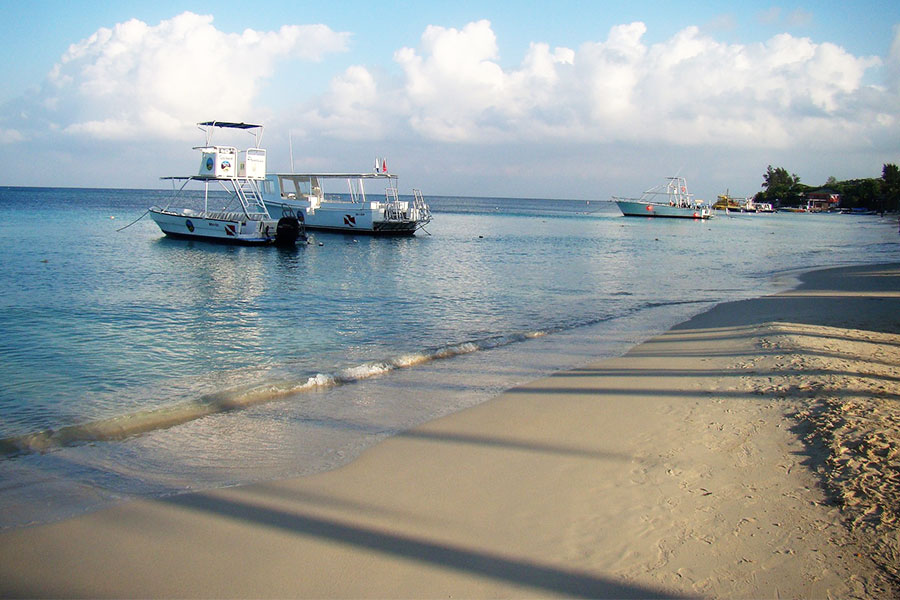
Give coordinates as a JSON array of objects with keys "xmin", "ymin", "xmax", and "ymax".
[{"xmin": 289, "ymin": 131, "xmax": 295, "ymax": 172}]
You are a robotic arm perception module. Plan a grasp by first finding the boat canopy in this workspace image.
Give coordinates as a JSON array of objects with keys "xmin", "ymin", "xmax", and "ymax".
[
  {"xmin": 271, "ymin": 172, "xmax": 398, "ymax": 180},
  {"xmin": 197, "ymin": 121, "xmax": 264, "ymax": 147},
  {"xmin": 198, "ymin": 121, "xmax": 262, "ymax": 129}
]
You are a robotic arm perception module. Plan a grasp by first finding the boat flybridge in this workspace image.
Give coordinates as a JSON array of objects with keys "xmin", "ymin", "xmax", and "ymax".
[
  {"xmin": 262, "ymin": 160, "xmax": 432, "ymax": 236},
  {"xmin": 149, "ymin": 121, "xmax": 303, "ymax": 245}
]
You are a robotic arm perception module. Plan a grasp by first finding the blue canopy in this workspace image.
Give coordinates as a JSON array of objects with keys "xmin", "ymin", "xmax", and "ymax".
[{"xmin": 198, "ymin": 121, "xmax": 262, "ymax": 130}]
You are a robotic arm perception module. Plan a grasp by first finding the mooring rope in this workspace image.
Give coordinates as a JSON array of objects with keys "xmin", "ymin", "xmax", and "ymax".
[{"xmin": 116, "ymin": 209, "xmax": 150, "ymax": 232}]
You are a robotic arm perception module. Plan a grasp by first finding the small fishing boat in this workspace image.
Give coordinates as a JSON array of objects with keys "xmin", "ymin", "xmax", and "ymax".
[
  {"xmin": 262, "ymin": 159, "xmax": 432, "ymax": 236},
  {"xmin": 613, "ymin": 176, "xmax": 712, "ymax": 219},
  {"xmin": 150, "ymin": 121, "xmax": 303, "ymax": 246}
]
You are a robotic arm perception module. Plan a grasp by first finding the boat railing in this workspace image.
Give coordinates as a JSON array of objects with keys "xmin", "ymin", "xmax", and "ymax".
[
  {"xmin": 384, "ymin": 202, "xmax": 405, "ymax": 222},
  {"xmin": 204, "ymin": 210, "xmax": 270, "ymax": 222}
]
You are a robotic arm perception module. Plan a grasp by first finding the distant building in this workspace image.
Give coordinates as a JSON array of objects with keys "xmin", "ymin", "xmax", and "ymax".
[{"xmin": 805, "ymin": 190, "xmax": 841, "ymax": 212}]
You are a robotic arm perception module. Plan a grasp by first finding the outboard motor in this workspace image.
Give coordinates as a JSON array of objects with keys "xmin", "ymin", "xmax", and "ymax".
[{"xmin": 274, "ymin": 206, "xmax": 305, "ymax": 247}]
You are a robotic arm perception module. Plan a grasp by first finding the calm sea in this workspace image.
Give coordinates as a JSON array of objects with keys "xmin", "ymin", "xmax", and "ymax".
[{"xmin": 1, "ymin": 186, "xmax": 898, "ymax": 529}]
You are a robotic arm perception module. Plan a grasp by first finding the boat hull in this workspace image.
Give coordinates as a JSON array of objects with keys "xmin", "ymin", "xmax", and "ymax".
[
  {"xmin": 616, "ymin": 200, "xmax": 711, "ymax": 219},
  {"xmin": 149, "ymin": 208, "xmax": 277, "ymax": 245},
  {"xmin": 266, "ymin": 202, "xmax": 421, "ymax": 236}
]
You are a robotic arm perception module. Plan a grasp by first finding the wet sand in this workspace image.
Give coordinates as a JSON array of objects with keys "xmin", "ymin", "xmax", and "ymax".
[{"xmin": 1, "ymin": 263, "xmax": 898, "ymax": 598}]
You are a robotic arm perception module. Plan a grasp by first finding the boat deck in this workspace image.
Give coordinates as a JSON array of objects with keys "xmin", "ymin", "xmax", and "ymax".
[{"xmin": 152, "ymin": 207, "xmax": 269, "ymax": 223}]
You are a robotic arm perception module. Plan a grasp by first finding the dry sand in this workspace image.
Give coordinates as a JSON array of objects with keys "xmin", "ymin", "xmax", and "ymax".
[{"xmin": 1, "ymin": 263, "xmax": 898, "ymax": 598}]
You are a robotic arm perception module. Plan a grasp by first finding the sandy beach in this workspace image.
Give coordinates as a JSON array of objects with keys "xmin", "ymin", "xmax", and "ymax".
[{"xmin": 1, "ymin": 262, "xmax": 898, "ymax": 598}]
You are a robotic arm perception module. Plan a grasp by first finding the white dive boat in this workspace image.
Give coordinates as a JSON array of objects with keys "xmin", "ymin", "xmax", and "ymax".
[
  {"xmin": 744, "ymin": 198, "xmax": 776, "ymax": 213},
  {"xmin": 613, "ymin": 176, "xmax": 712, "ymax": 219},
  {"xmin": 262, "ymin": 161, "xmax": 432, "ymax": 236},
  {"xmin": 150, "ymin": 121, "xmax": 303, "ymax": 246}
]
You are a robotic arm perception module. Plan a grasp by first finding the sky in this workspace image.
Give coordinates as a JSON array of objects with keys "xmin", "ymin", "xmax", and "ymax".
[{"xmin": 2, "ymin": 0, "xmax": 899, "ymax": 201}]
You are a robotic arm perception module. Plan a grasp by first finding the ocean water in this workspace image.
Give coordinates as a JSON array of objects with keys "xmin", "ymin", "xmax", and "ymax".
[{"xmin": 1, "ymin": 186, "xmax": 898, "ymax": 530}]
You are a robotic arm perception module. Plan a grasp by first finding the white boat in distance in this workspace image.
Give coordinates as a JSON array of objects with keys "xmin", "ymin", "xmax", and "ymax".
[
  {"xmin": 262, "ymin": 160, "xmax": 432, "ymax": 236},
  {"xmin": 613, "ymin": 176, "xmax": 712, "ymax": 219},
  {"xmin": 150, "ymin": 121, "xmax": 303, "ymax": 246}
]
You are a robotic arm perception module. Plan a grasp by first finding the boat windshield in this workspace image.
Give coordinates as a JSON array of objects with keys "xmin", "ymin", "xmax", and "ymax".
[{"xmin": 276, "ymin": 175, "xmax": 317, "ymax": 199}]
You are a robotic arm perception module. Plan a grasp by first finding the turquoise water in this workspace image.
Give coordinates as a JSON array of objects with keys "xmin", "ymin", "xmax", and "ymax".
[{"xmin": 1, "ymin": 186, "xmax": 898, "ymax": 529}]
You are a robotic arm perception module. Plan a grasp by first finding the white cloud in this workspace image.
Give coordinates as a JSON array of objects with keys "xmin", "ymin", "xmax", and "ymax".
[
  {"xmin": 393, "ymin": 20, "xmax": 576, "ymax": 141},
  {"xmin": 13, "ymin": 15, "xmax": 892, "ymax": 153},
  {"xmin": 297, "ymin": 64, "xmax": 395, "ymax": 140},
  {"xmin": 347, "ymin": 19, "xmax": 892, "ymax": 150},
  {"xmin": 0, "ymin": 128, "xmax": 24, "ymax": 144},
  {"xmin": 394, "ymin": 20, "xmax": 505, "ymax": 141},
  {"xmin": 39, "ymin": 12, "xmax": 350, "ymax": 140},
  {"xmin": 4, "ymin": 14, "xmax": 897, "ymax": 194}
]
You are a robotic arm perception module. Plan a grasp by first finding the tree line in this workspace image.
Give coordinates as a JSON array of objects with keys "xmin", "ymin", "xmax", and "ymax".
[{"xmin": 754, "ymin": 164, "xmax": 900, "ymax": 212}]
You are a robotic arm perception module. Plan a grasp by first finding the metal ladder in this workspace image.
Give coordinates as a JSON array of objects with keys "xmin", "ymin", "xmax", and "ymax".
[
  {"xmin": 412, "ymin": 188, "xmax": 431, "ymax": 223},
  {"xmin": 233, "ymin": 178, "xmax": 270, "ymax": 220},
  {"xmin": 384, "ymin": 185, "xmax": 404, "ymax": 221}
]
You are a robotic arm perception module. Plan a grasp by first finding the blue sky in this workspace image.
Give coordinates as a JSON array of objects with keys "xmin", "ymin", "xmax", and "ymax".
[{"xmin": 2, "ymin": 1, "xmax": 899, "ymax": 200}]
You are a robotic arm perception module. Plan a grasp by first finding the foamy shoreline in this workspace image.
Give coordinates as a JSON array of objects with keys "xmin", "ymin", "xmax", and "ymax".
[{"xmin": 1, "ymin": 262, "xmax": 898, "ymax": 598}]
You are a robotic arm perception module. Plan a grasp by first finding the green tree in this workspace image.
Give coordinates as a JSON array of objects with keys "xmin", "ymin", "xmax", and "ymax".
[
  {"xmin": 758, "ymin": 165, "xmax": 802, "ymax": 206},
  {"xmin": 831, "ymin": 178, "xmax": 882, "ymax": 210},
  {"xmin": 858, "ymin": 178, "xmax": 881, "ymax": 211},
  {"xmin": 883, "ymin": 163, "xmax": 900, "ymax": 212}
]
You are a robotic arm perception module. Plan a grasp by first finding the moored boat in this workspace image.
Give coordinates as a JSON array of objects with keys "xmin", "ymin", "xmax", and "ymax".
[
  {"xmin": 262, "ymin": 160, "xmax": 432, "ymax": 236},
  {"xmin": 150, "ymin": 121, "xmax": 303, "ymax": 246},
  {"xmin": 613, "ymin": 176, "xmax": 712, "ymax": 219},
  {"xmin": 713, "ymin": 191, "xmax": 744, "ymax": 212},
  {"xmin": 743, "ymin": 198, "xmax": 776, "ymax": 213}
]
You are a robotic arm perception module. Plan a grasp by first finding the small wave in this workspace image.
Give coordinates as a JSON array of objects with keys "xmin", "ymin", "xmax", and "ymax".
[
  {"xmin": 0, "ymin": 329, "xmax": 549, "ymax": 458},
  {"xmin": 642, "ymin": 299, "xmax": 714, "ymax": 310}
]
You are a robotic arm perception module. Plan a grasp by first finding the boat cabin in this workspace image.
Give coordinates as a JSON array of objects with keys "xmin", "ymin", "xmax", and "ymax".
[{"xmin": 263, "ymin": 172, "xmax": 401, "ymax": 210}]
